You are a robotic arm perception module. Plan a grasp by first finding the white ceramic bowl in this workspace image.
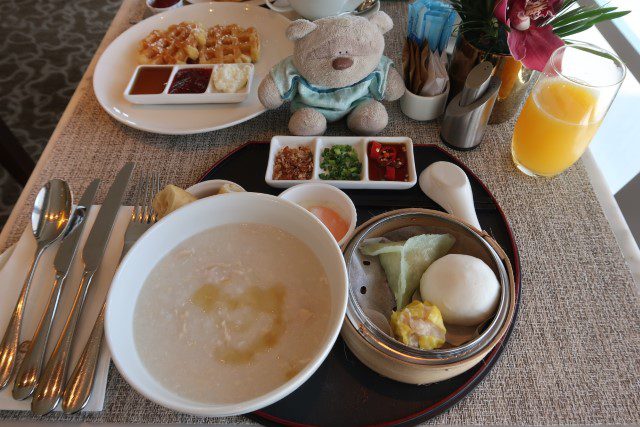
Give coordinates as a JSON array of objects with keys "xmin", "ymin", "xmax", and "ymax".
[
  {"xmin": 146, "ymin": 0, "xmax": 184, "ymax": 14},
  {"xmin": 186, "ymin": 179, "xmax": 245, "ymax": 199},
  {"xmin": 279, "ymin": 183, "xmax": 357, "ymax": 247},
  {"xmin": 105, "ymin": 192, "xmax": 348, "ymax": 417},
  {"xmin": 400, "ymin": 83, "xmax": 449, "ymax": 122}
]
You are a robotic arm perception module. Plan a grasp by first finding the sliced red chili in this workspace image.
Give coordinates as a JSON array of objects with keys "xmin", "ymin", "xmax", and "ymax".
[
  {"xmin": 385, "ymin": 166, "xmax": 396, "ymax": 181},
  {"xmin": 369, "ymin": 141, "xmax": 382, "ymax": 160}
]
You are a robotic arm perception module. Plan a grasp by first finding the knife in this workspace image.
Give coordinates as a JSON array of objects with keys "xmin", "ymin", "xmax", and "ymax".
[
  {"xmin": 12, "ymin": 180, "xmax": 100, "ymax": 400},
  {"xmin": 31, "ymin": 163, "xmax": 134, "ymax": 415}
]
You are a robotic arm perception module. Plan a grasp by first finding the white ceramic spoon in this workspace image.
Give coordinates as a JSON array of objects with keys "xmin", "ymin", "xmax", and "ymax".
[{"xmin": 419, "ymin": 161, "xmax": 481, "ymax": 230}]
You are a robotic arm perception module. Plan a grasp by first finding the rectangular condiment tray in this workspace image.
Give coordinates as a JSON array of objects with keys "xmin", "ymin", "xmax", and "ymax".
[
  {"xmin": 124, "ymin": 64, "xmax": 253, "ymax": 105},
  {"xmin": 265, "ymin": 136, "xmax": 417, "ymax": 190}
]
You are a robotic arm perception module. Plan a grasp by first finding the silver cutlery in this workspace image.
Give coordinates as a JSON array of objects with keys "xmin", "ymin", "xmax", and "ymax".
[
  {"xmin": 0, "ymin": 179, "xmax": 72, "ymax": 390},
  {"xmin": 31, "ymin": 163, "xmax": 134, "ymax": 415},
  {"xmin": 12, "ymin": 180, "xmax": 100, "ymax": 400},
  {"xmin": 62, "ymin": 174, "xmax": 159, "ymax": 414},
  {"xmin": 355, "ymin": 0, "xmax": 378, "ymax": 14}
]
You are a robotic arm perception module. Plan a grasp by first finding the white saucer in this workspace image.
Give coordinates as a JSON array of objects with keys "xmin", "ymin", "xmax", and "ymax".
[{"xmin": 93, "ymin": 3, "xmax": 293, "ymax": 135}]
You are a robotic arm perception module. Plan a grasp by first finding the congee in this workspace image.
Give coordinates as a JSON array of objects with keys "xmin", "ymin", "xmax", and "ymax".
[{"xmin": 134, "ymin": 223, "xmax": 332, "ymax": 403}]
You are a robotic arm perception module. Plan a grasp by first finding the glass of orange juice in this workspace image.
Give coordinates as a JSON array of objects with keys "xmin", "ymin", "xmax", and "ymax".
[{"xmin": 511, "ymin": 41, "xmax": 625, "ymax": 177}]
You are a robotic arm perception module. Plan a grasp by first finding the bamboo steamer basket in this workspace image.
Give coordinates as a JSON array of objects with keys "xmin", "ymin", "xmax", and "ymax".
[{"xmin": 340, "ymin": 209, "xmax": 516, "ymax": 385}]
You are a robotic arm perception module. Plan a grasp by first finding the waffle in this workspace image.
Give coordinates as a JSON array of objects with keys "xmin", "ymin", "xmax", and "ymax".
[
  {"xmin": 199, "ymin": 24, "xmax": 260, "ymax": 64},
  {"xmin": 137, "ymin": 21, "xmax": 206, "ymax": 65}
]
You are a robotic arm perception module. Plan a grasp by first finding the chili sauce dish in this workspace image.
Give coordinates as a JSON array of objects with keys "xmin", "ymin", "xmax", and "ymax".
[
  {"xmin": 124, "ymin": 63, "xmax": 254, "ymax": 105},
  {"xmin": 265, "ymin": 136, "xmax": 417, "ymax": 190}
]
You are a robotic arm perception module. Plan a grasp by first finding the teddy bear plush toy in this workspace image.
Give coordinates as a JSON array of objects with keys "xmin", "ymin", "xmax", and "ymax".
[{"xmin": 258, "ymin": 11, "xmax": 405, "ymax": 136}]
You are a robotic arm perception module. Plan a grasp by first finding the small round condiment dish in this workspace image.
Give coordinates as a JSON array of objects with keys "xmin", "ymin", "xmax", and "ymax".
[
  {"xmin": 146, "ymin": 0, "xmax": 184, "ymax": 15},
  {"xmin": 186, "ymin": 180, "xmax": 245, "ymax": 199},
  {"xmin": 278, "ymin": 183, "xmax": 357, "ymax": 247},
  {"xmin": 341, "ymin": 208, "xmax": 516, "ymax": 385},
  {"xmin": 105, "ymin": 192, "xmax": 348, "ymax": 417}
]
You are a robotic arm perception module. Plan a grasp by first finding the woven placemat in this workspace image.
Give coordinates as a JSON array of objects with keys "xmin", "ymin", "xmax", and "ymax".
[{"xmin": 0, "ymin": 0, "xmax": 638, "ymax": 424}]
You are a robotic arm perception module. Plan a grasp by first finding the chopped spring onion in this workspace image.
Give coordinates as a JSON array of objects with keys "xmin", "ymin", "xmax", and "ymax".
[{"xmin": 319, "ymin": 145, "xmax": 362, "ymax": 181}]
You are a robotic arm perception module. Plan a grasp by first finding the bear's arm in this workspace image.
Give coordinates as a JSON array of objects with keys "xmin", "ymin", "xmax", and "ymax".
[
  {"xmin": 383, "ymin": 67, "xmax": 405, "ymax": 102},
  {"xmin": 258, "ymin": 74, "xmax": 285, "ymax": 109}
]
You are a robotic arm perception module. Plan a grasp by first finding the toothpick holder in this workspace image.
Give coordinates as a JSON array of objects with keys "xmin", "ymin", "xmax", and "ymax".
[{"xmin": 440, "ymin": 76, "xmax": 501, "ymax": 151}]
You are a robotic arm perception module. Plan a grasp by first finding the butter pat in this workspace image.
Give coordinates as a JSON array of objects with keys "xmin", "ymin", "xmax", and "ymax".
[{"xmin": 212, "ymin": 64, "xmax": 251, "ymax": 93}]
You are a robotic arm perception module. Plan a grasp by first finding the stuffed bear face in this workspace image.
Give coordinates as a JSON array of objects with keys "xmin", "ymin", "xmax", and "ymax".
[{"xmin": 287, "ymin": 12, "xmax": 393, "ymax": 89}]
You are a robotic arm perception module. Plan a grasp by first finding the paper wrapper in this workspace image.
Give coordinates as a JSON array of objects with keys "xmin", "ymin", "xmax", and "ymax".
[
  {"xmin": 402, "ymin": 38, "xmax": 449, "ymax": 97},
  {"xmin": 420, "ymin": 50, "xmax": 448, "ymax": 97},
  {"xmin": 349, "ymin": 226, "xmax": 486, "ymax": 348}
]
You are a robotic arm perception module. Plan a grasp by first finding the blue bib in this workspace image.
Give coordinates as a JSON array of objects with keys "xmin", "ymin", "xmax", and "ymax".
[{"xmin": 270, "ymin": 56, "xmax": 393, "ymax": 122}]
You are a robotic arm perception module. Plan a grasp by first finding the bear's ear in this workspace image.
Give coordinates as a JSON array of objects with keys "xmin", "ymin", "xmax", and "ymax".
[
  {"xmin": 368, "ymin": 11, "xmax": 393, "ymax": 34},
  {"xmin": 286, "ymin": 19, "xmax": 317, "ymax": 41}
]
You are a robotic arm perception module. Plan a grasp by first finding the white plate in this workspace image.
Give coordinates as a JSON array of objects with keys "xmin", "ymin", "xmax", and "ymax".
[
  {"xmin": 93, "ymin": 3, "xmax": 293, "ymax": 135},
  {"xmin": 265, "ymin": 136, "xmax": 417, "ymax": 190}
]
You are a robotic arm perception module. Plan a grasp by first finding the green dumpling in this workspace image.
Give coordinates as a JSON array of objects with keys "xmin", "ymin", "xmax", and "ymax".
[
  {"xmin": 360, "ymin": 234, "xmax": 455, "ymax": 310},
  {"xmin": 359, "ymin": 241, "xmax": 404, "ymax": 255}
]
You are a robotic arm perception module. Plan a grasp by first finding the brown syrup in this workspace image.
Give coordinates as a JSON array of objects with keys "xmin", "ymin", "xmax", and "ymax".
[{"xmin": 130, "ymin": 67, "xmax": 172, "ymax": 94}]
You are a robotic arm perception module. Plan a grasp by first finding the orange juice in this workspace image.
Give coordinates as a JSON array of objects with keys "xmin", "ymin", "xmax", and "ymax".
[{"xmin": 511, "ymin": 79, "xmax": 601, "ymax": 176}]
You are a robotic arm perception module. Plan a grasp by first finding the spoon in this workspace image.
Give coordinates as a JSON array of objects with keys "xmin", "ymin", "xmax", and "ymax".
[
  {"xmin": 355, "ymin": 0, "xmax": 378, "ymax": 14},
  {"xmin": 338, "ymin": 0, "xmax": 378, "ymax": 16},
  {"xmin": 0, "ymin": 179, "xmax": 72, "ymax": 390},
  {"xmin": 419, "ymin": 161, "xmax": 481, "ymax": 230}
]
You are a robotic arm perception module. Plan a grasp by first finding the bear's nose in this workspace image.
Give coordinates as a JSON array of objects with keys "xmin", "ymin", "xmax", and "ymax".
[{"xmin": 332, "ymin": 57, "xmax": 353, "ymax": 70}]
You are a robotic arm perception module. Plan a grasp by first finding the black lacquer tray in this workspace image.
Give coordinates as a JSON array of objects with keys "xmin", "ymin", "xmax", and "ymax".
[{"xmin": 199, "ymin": 142, "xmax": 521, "ymax": 427}]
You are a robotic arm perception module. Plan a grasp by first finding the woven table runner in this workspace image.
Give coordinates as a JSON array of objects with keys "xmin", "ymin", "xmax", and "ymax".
[{"xmin": 0, "ymin": 0, "xmax": 638, "ymax": 424}]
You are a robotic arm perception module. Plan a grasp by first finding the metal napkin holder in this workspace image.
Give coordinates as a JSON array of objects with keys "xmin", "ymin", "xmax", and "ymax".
[{"xmin": 440, "ymin": 73, "xmax": 502, "ymax": 151}]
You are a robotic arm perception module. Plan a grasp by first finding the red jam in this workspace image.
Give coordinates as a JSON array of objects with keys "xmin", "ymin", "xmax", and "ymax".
[
  {"xmin": 130, "ymin": 67, "xmax": 173, "ymax": 94},
  {"xmin": 150, "ymin": 0, "xmax": 180, "ymax": 8},
  {"xmin": 367, "ymin": 141, "xmax": 409, "ymax": 181},
  {"xmin": 168, "ymin": 68, "xmax": 212, "ymax": 94}
]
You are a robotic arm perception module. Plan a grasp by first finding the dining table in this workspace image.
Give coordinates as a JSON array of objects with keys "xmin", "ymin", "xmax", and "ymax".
[{"xmin": 0, "ymin": 0, "xmax": 638, "ymax": 424}]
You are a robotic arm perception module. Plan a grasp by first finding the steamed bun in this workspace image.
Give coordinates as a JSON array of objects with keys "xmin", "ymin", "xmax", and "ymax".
[{"xmin": 420, "ymin": 254, "xmax": 499, "ymax": 326}]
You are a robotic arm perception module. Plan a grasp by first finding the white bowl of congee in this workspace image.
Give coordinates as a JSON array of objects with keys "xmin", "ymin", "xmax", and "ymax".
[{"xmin": 104, "ymin": 192, "xmax": 348, "ymax": 416}]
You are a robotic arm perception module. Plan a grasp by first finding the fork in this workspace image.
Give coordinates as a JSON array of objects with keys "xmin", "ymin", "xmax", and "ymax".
[{"xmin": 60, "ymin": 174, "xmax": 160, "ymax": 414}]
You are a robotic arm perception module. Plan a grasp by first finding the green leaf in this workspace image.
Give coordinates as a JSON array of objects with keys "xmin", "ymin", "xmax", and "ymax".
[
  {"xmin": 551, "ymin": 7, "xmax": 605, "ymax": 26},
  {"xmin": 484, "ymin": 0, "xmax": 494, "ymax": 15},
  {"xmin": 558, "ymin": 0, "xmax": 579, "ymax": 13},
  {"xmin": 564, "ymin": 40, "xmax": 621, "ymax": 61},
  {"xmin": 551, "ymin": 7, "xmax": 617, "ymax": 28},
  {"xmin": 545, "ymin": 6, "xmax": 581, "ymax": 26},
  {"xmin": 554, "ymin": 20, "xmax": 596, "ymax": 36},
  {"xmin": 555, "ymin": 10, "xmax": 630, "ymax": 37}
]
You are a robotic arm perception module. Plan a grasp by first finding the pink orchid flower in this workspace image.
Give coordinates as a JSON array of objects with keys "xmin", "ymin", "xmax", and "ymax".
[{"xmin": 494, "ymin": 0, "xmax": 565, "ymax": 71}]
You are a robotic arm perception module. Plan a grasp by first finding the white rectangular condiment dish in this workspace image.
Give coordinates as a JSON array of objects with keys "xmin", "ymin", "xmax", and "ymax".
[
  {"xmin": 124, "ymin": 63, "xmax": 253, "ymax": 105},
  {"xmin": 265, "ymin": 136, "xmax": 417, "ymax": 190}
]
